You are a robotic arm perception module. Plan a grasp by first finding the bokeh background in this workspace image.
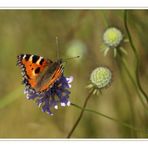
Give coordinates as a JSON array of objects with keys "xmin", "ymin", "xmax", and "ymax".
[{"xmin": 0, "ymin": 10, "xmax": 148, "ymax": 138}]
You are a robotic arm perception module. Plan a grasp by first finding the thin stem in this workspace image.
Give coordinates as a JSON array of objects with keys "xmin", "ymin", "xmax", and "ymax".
[
  {"xmin": 116, "ymin": 53, "xmax": 136, "ymax": 137},
  {"xmin": 101, "ymin": 11, "xmax": 109, "ymax": 28},
  {"xmin": 116, "ymin": 49, "xmax": 147, "ymax": 109},
  {"xmin": 67, "ymin": 88, "xmax": 95, "ymax": 138},
  {"xmin": 56, "ymin": 36, "xmax": 60, "ymax": 60},
  {"xmin": 124, "ymin": 10, "xmax": 148, "ymax": 103},
  {"xmin": 71, "ymin": 103, "xmax": 147, "ymax": 134},
  {"xmin": 121, "ymin": 56, "xmax": 148, "ymax": 110}
]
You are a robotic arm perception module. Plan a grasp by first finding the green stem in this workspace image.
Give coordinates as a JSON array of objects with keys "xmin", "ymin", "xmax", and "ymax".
[
  {"xmin": 101, "ymin": 11, "xmax": 109, "ymax": 28},
  {"xmin": 124, "ymin": 10, "xmax": 148, "ymax": 103},
  {"xmin": 67, "ymin": 88, "xmax": 95, "ymax": 138},
  {"xmin": 116, "ymin": 53, "xmax": 136, "ymax": 137},
  {"xmin": 120, "ymin": 55, "xmax": 147, "ymax": 109},
  {"xmin": 71, "ymin": 103, "xmax": 147, "ymax": 134}
]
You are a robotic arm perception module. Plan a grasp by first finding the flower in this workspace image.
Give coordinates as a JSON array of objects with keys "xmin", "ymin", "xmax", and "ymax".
[
  {"xmin": 24, "ymin": 75, "xmax": 73, "ymax": 115},
  {"xmin": 88, "ymin": 66, "xmax": 112, "ymax": 94},
  {"xmin": 101, "ymin": 27, "xmax": 128, "ymax": 57}
]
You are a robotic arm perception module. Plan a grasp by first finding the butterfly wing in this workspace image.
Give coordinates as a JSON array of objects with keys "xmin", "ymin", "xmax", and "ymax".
[
  {"xmin": 17, "ymin": 54, "xmax": 63, "ymax": 93},
  {"xmin": 35, "ymin": 60, "xmax": 64, "ymax": 92}
]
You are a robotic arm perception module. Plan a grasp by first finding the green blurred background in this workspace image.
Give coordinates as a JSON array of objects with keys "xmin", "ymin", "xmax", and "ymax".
[{"xmin": 0, "ymin": 10, "xmax": 148, "ymax": 138}]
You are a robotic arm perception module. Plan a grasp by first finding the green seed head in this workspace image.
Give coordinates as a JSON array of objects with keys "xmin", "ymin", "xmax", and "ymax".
[
  {"xmin": 103, "ymin": 27, "xmax": 123, "ymax": 48},
  {"xmin": 90, "ymin": 66, "xmax": 112, "ymax": 89}
]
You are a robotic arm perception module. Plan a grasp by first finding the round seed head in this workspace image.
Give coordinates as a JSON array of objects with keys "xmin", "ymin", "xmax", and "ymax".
[
  {"xmin": 103, "ymin": 27, "xmax": 123, "ymax": 48},
  {"xmin": 90, "ymin": 66, "xmax": 112, "ymax": 89}
]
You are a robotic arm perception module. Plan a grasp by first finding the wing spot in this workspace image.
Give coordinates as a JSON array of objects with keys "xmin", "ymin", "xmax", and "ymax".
[{"xmin": 35, "ymin": 67, "xmax": 40, "ymax": 74}]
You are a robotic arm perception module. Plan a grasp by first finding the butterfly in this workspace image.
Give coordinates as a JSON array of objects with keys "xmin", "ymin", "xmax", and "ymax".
[{"xmin": 17, "ymin": 54, "xmax": 64, "ymax": 94}]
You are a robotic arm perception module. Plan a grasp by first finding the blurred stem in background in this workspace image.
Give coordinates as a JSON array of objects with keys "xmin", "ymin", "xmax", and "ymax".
[
  {"xmin": 101, "ymin": 10, "xmax": 109, "ymax": 28},
  {"xmin": 66, "ymin": 11, "xmax": 88, "ymax": 41},
  {"xmin": 124, "ymin": 10, "xmax": 148, "ymax": 104},
  {"xmin": 119, "ymin": 54, "xmax": 148, "ymax": 110},
  {"xmin": 71, "ymin": 103, "xmax": 147, "ymax": 135},
  {"xmin": 116, "ymin": 51, "xmax": 137, "ymax": 137}
]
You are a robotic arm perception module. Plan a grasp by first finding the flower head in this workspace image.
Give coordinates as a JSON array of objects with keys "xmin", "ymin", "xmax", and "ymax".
[
  {"xmin": 88, "ymin": 66, "xmax": 112, "ymax": 94},
  {"xmin": 101, "ymin": 27, "xmax": 128, "ymax": 57},
  {"xmin": 103, "ymin": 27, "xmax": 123, "ymax": 48},
  {"xmin": 24, "ymin": 75, "xmax": 73, "ymax": 115}
]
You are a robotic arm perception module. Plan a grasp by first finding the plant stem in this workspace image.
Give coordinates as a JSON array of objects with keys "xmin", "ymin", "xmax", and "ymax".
[
  {"xmin": 124, "ymin": 10, "xmax": 148, "ymax": 103},
  {"xmin": 71, "ymin": 103, "xmax": 147, "ymax": 134},
  {"xmin": 118, "ymin": 53, "xmax": 148, "ymax": 110},
  {"xmin": 101, "ymin": 11, "xmax": 109, "ymax": 28},
  {"xmin": 67, "ymin": 88, "xmax": 95, "ymax": 138},
  {"xmin": 116, "ymin": 53, "xmax": 136, "ymax": 137}
]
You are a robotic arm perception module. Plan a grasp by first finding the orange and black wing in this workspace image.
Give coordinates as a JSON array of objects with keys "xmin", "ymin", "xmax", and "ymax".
[
  {"xmin": 17, "ymin": 54, "xmax": 52, "ymax": 91},
  {"xmin": 17, "ymin": 54, "xmax": 63, "ymax": 93}
]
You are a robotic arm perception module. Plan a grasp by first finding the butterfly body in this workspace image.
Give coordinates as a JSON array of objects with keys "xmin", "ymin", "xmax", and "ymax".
[{"xmin": 17, "ymin": 54, "xmax": 63, "ymax": 93}]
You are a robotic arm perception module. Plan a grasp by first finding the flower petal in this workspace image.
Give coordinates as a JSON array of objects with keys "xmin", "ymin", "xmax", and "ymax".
[{"xmin": 66, "ymin": 76, "xmax": 74, "ymax": 83}]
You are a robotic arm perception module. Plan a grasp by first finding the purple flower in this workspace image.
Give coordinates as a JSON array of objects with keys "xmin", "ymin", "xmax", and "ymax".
[{"xmin": 24, "ymin": 75, "xmax": 73, "ymax": 115}]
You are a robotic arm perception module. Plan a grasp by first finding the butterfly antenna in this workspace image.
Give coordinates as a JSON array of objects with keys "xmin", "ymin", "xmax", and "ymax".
[
  {"xmin": 56, "ymin": 37, "xmax": 80, "ymax": 63},
  {"xmin": 56, "ymin": 36, "xmax": 60, "ymax": 61},
  {"xmin": 63, "ymin": 56, "xmax": 80, "ymax": 62}
]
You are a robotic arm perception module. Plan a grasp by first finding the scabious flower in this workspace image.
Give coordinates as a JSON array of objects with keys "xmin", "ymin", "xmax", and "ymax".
[
  {"xmin": 101, "ymin": 27, "xmax": 128, "ymax": 57},
  {"xmin": 24, "ymin": 75, "xmax": 73, "ymax": 115},
  {"xmin": 87, "ymin": 66, "xmax": 112, "ymax": 94}
]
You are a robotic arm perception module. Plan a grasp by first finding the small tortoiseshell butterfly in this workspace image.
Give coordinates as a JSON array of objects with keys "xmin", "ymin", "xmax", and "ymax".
[{"xmin": 17, "ymin": 54, "xmax": 64, "ymax": 94}]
